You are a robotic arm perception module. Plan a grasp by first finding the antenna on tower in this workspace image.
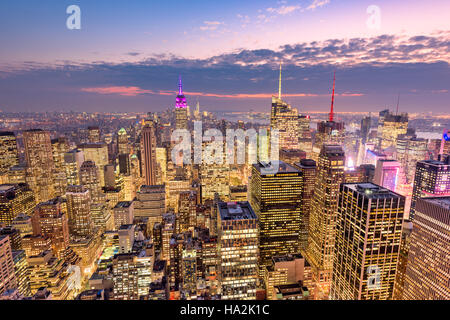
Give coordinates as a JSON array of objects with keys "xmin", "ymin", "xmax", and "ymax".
[
  {"xmin": 396, "ymin": 93, "xmax": 400, "ymax": 115},
  {"xmin": 178, "ymin": 75, "xmax": 183, "ymax": 95},
  {"xmin": 329, "ymin": 71, "xmax": 336, "ymax": 122},
  {"xmin": 278, "ymin": 62, "xmax": 282, "ymax": 100}
]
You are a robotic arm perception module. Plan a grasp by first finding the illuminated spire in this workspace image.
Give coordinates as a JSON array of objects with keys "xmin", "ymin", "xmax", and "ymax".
[
  {"xmin": 329, "ymin": 71, "xmax": 336, "ymax": 122},
  {"xmin": 178, "ymin": 75, "xmax": 183, "ymax": 95},
  {"xmin": 278, "ymin": 62, "xmax": 282, "ymax": 100}
]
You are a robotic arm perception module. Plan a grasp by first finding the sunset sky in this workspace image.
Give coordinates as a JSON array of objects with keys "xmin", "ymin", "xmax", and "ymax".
[{"xmin": 0, "ymin": 0, "xmax": 449, "ymax": 113}]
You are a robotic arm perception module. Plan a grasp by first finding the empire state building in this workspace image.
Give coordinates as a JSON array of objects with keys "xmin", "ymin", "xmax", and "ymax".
[{"xmin": 175, "ymin": 76, "xmax": 188, "ymax": 130}]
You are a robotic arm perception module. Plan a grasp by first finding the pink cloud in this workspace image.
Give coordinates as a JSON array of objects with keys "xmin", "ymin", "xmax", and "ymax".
[
  {"xmin": 81, "ymin": 86, "xmax": 154, "ymax": 96},
  {"xmin": 81, "ymin": 86, "xmax": 364, "ymax": 99}
]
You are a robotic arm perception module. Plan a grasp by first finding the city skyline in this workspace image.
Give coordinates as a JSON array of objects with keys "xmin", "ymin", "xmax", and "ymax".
[
  {"xmin": 0, "ymin": 0, "xmax": 449, "ymax": 304},
  {"xmin": 0, "ymin": 0, "xmax": 449, "ymax": 113}
]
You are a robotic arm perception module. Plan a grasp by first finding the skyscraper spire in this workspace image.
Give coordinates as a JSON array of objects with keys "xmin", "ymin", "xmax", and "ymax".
[
  {"xmin": 329, "ymin": 71, "xmax": 336, "ymax": 122},
  {"xmin": 396, "ymin": 93, "xmax": 400, "ymax": 115},
  {"xmin": 178, "ymin": 75, "xmax": 183, "ymax": 95},
  {"xmin": 278, "ymin": 62, "xmax": 282, "ymax": 100}
]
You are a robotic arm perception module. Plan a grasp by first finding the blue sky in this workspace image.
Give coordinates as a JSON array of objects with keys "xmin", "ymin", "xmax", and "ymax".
[{"xmin": 0, "ymin": 0, "xmax": 449, "ymax": 113}]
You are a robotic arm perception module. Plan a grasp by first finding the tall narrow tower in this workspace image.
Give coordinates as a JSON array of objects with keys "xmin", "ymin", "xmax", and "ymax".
[
  {"xmin": 329, "ymin": 71, "xmax": 336, "ymax": 122},
  {"xmin": 305, "ymin": 144, "xmax": 345, "ymax": 299},
  {"xmin": 141, "ymin": 121, "xmax": 157, "ymax": 186},
  {"xmin": 175, "ymin": 76, "xmax": 188, "ymax": 130},
  {"xmin": 270, "ymin": 62, "xmax": 300, "ymax": 150}
]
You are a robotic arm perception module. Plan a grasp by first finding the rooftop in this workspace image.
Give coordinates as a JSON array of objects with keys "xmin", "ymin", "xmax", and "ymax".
[
  {"xmin": 114, "ymin": 201, "xmax": 132, "ymax": 209},
  {"xmin": 218, "ymin": 201, "xmax": 257, "ymax": 221},
  {"xmin": 294, "ymin": 159, "xmax": 316, "ymax": 168},
  {"xmin": 346, "ymin": 183, "xmax": 403, "ymax": 199},
  {"xmin": 253, "ymin": 160, "xmax": 299, "ymax": 175},
  {"xmin": 422, "ymin": 197, "xmax": 450, "ymax": 211}
]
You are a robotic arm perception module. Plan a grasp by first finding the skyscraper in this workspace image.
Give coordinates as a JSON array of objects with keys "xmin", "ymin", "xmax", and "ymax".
[
  {"xmin": 88, "ymin": 126, "xmax": 101, "ymax": 143},
  {"xmin": 0, "ymin": 236, "xmax": 17, "ymax": 296},
  {"xmin": 78, "ymin": 143, "xmax": 109, "ymax": 187},
  {"xmin": 374, "ymin": 159, "xmax": 400, "ymax": 192},
  {"xmin": 217, "ymin": 201, "xmax": 258, "ymax": 300},
  {"xmin": 305, "ymin": 144, "xmax": 345, "ymax": 299},
  {"xmin": 250, "ymin": 160, "xmax": 302, "ymax": 276},
  {"xmin": 379, "ymin": 111, "xmax": 408, "ymax": 150},
  {"xmin": 175, "ymin": 76, "xmax": 188, "ymax": 131},
  {"xmin": 270, "ymin": 64, "xmax": 299, "ymax": 151},
  {"xmin": 0, "ymin": 183, "xmax": 36, "ymax": 226},
  {"xmin": 312, "ymin": 73, "xmax": 345, "ymax": 162},
  {"xmin": 360, "ymin": 115, "xmax": 371, "ymax": 144},
  {"xmin": 23, "ymin": 129, "xmax": 56, "ymax": 203},
  {"xmin": 0, "ymin": 131, "xmax": 19, "ymax": 174},
  {"xmin": 64, "ymin": 149, "xmax": 85, "ymax": 185},
  {"xmin": 331, "ymin": 183, "xmax": 404, "ymax": 300},
  {"xmin": 34, "ymin": 197, "xmax": 70, "ymax": 259},
  {"xmin": 51, "ymin": 137, "xmax": 70, "ymax": 197},
  {"xmin": 79, "ymin": 161, "xmax": 103, "ymax": 204},
  {"xmin": 141, "ymin": 121, "xmax": 157, "ymax": 186},
  {"xmin": 298, "ymin": 115, "xmax": 312, "ymax": 155},
  {"xmin": 396, "ymin": 136, "xmax": 428, "ymax": 184},
  {"xmin": 133, "ymin": 185, "xmax": 165, "ymax": 227},
  {"xmin": 66, "ymin": 185, "xmax": 93, "ymax": 237},
  {"xmin": 293, "ymin": 159, "xmax": 316, "ymax": 251},
  {"xmin": 403, "ymin": 197, "xmax": 450, "ymax": 299},
  {"xmin": 410, "ymin": 155, "xmax": 450, "ymax": 220}
]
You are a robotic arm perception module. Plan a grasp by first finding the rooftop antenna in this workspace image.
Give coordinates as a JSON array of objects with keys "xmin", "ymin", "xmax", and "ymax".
[
  {"xmin": 178, "ymin": 75, "xmax": 183, "ymax": 95},
  {"xmin": 329, "ymin": 71, "xmax": 336, "ymax": 122},
  {"xmin": 278, "ymin": 61, "xmax": 282, "ymax": 100}
]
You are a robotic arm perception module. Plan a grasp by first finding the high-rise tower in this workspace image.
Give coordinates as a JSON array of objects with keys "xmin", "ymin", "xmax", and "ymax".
[
  {"xmin": 250, "ymin": 160, "xmax": 302, "ymax": 276},
  {"xmin": 175, "ymin": 76, "xmax": 188, "ymax": 130},
  {"xmin": 331, "ymin": 183, "xmax": 404, "ymax": 300},
  {"xmin": 141, "ymin": 121, "xmax": 157, "ymax": 186},
  {"xmin": 270, "ymin": 63, "xmax": 300, "ymax": 151},
  {"xmin": 410, "ymin": 155, "xmax": 450, "ymax": 220},
  {"xmin": 23, "ymin": 129, "xmax": 56, "ymax": 203},
  {"xmin": 305, "ymin": 144, "xmax": 345, "ymax": 299},
  {"xmin": 312, "ymin": 74, "xmax": 345, "ymax": 162},
  {"xmin": 0, "ymin": 132, "xmax": 19, "ymax": 175},
  {"xmin": 403, "ymin": 197, "xmax": 450, "ymax": 299}
]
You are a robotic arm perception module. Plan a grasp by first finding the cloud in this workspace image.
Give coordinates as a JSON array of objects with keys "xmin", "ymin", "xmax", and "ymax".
[
  {"xmin": 200, "ymin": 21, "xmax": 224, "ymax": 31},
  {"xmin": 267, "ymin": 5, "xmax": 301, "ymax": 15},
  {"xmin": 81, "ymin": 86, "xmax": 153, "ymax": 96},
  {"xmin": 306, "ymin": 0, "xmax": 330, "ymax": 11},
  {"xmin": 1, "ymin": 33, "xmax": 449, "ymax": 113},
  {"xmin": 80, "ymin": 86, "xmax": 363, "ymax": 99}
]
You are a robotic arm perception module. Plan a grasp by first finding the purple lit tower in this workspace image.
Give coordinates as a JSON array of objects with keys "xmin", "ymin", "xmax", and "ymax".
[{"xmin": 175, "ymin": 76, "xmax": 188, "ymax": 130}]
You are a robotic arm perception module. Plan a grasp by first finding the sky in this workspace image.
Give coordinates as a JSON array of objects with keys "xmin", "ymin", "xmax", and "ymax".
[{"xmin": 0, "ymin": 0, "xmax": 449, "ymax": 113}]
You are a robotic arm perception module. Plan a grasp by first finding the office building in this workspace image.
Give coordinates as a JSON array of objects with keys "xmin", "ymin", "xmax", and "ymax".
[
  {"xmin": 374, "ymin": 159, "xmax": 400, "ymax": 192},
  {"xmin": 331, "ymin": 183, "xmax": 404, "ymax": 300},
  {"xmin": 403, "ymin": 197, "xmax": 450, "ymax": 299},
  {"xmin": 0, "ymin": 183, "xmax": 36, "ymax": 226},
  {"xmin": 293, "ymin": 159, "xmax": 316, "ymax": 251},
  {"xmin": 410, "ymin": 155, "xmax": 450, "ymax": 220},
  {"xmin": 218, "ymin": 201, "xmax": 258, "ymax": 300},
  {"xmin": 305, "ymin": 145, "xmax": 345, "ymax": 299},
  {"xmin": 141, "ymin": 122, "xmax": 157, "ymax": 186},
  {"xmin": 0, "ymin": 131, "xmax": 19, "ymax": 174},
  {"xmin": 0, "ymin": 236, "xmax": 17, "ymax": 296},
  {"xmin": 66, "ymin": 185, "xmax": 93, "ymax": 237},
  {"xmin": 23, "ymin": 129, "xmax": 56, "ymax": 203},
  {"xmin": 250, "ymin": 161, "xmax": 302, "ymax": 276}
]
